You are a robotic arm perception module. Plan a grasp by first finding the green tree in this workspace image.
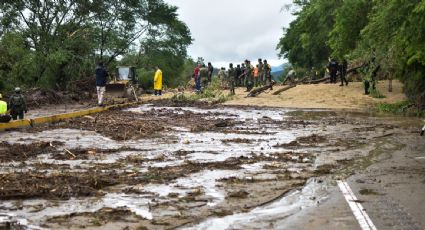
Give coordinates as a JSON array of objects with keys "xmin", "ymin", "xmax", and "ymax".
[
  {"xmin": 277, "ymin": 0, "xmax": 342, "ymax": 70},
  {"xmin": 0, "ymin": 0, "xmax": 192, "ymax": 91}
]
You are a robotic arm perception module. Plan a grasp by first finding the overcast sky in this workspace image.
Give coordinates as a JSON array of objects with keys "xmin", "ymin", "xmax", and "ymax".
[{"xmin": 165, "ymin": 0, "xmax": 296, "ymax": 67}]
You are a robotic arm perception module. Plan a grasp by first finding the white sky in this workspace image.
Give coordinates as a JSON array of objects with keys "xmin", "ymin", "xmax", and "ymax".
[{"xmin": 165, "ymin": 0, "xmax": 296, "ymax": 68}]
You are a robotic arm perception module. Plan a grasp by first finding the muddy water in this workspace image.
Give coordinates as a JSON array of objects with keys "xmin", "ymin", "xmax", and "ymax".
[{"xmin": 0, "ymin": 104, "xmax": 412, "ymax": 229}]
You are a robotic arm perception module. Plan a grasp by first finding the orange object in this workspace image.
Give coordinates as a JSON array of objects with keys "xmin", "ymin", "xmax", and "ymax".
[{"xmin": 254, "ymin": 67, "xmax": 259, "ymax": 78}]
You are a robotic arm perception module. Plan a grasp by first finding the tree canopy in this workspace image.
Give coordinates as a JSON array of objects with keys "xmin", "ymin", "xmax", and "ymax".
[
  {"xmin": 278, "ymin": 0, "xmax": 425, "ymax": 107},
  {"xmin": 0, "ymin": 0, "xmax": 192, "ymax": 90}
]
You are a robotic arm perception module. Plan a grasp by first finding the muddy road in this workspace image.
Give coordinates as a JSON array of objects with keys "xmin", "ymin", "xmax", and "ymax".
[{"xmin": 0, "ymin": 100, "xmax": 423, "ymax": 229}]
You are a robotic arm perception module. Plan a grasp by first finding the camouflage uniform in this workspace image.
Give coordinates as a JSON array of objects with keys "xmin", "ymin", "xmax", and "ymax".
[
  {"xmin": 228, "ymin": 64, "xmax": 236, "ymax": 95},
  {"xmin": 199, "ymin": 66, "xmax": 209, "ymax": 89},
  {"xmin": 257, "ymin": 60, "xmax": 264, "ymax": 85},
  {"xmin": 263, "ymin": 62, "xmax": 272, "ymax": 89},
  {"xmin": 244, "ymin": 61, "xmax": 254, "ymax": 92},
  {"xmin": 218, "ymin": 68, "xmax": 227, "ymax": 88}
]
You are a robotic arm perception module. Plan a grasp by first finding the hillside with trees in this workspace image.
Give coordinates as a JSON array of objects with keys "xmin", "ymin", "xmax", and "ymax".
[
  {"xmin": 0, "ymin": 0, "xmax": 192, "ymax": 92},
  {"xmin": 277, "ymin": 0, "xmax": 425, "ymax": 108}
]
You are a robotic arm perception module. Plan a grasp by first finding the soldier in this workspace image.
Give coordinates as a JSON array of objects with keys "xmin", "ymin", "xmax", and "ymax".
[
  {"xmin": 207, "ymin": 62, "xmax": 214, "ymax": 84},
  {"xmin": 218, "ymin": 67, "xmax": 227, "ymax": 88},
  {"xmin": 228, "ymin": 63, "xmax": 236, "ymax": 95},
  {"xmin": 339, "ymin": 59, "xmax": 348, "ymax": 86},
  {"xmin": 327, "ymin": 58, "xmax": 339, "ymax": 84},
  {"xmin": 235, "ymin": 64, "xmax": 242, "ymax": 87},
  {"xmin": 199, "ymin": 64, "xmax": 209, "ymax": 89},
  {"xmin": 363, "ymin": 57, "xmax": 380, "ymax": 95},
  {"xmin": 8, "ymin": 87, "xmax": 28, "ymax": 120},
  {"xmin": 284, "ymin": 68, "xmax": 296, "ymax": 85},
  {"xmin": 310, "ymin": 67, "xmax": 318, "ymax": 81},
  {"xmin": 244, "ymin": 60, "xmax": 254, "ymax": 92},
  {"xmin": 240, "ymin": 63, "xmax": 246, "ymax": 87},
  {"xmin": 263, "ymin": 60, "xmax": 272, "ymax": 90},
  {"xmin": 258, "ymin": 59, "xmax": 264, "ymax": 85}
]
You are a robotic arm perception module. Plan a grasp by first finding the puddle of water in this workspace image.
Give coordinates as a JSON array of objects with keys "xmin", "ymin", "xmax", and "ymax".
[
  {"xmin": 128, "ymin": 105, "xmax": 289, "ymax": 121},
  {"xmin": 184, "ymin": 178, "xmax": 329, "ymax": 230},
  {"xmin": 144, "ymin": 169, "xmax": 242, "ymax": 207}
]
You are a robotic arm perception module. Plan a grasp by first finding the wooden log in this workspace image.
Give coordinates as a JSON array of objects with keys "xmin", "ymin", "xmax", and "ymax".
[
  {"xmin": 272, "ymin": 84, "xmax": 296, "ymax": 95},
  {"xmin": 308, "ymin": 76, "xmax": 330, "ymax": 84},
  {"xmin": 246, "ymin": 82, "xmax": 275, "ymax": 97}
]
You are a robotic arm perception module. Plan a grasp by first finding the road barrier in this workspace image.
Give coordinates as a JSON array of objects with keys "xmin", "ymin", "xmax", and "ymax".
[{"xmin": 0, "ymin": 102, "xmax": 139, "ymax": 131}]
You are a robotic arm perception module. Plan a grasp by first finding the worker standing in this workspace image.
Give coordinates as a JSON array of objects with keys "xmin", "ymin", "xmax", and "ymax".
[
  {"xmin": 154, "ymin": 66, "xmax": 163, "ymax": 96},
  {"xmin": 253, "ymin": 65, "xmax": 259, "ymax": 87},
  {"xmin": 263, "ymin": 60, "xmax": 272, "ymax": 90},
  {"xmin": 327, "ymin": 58, "xmax": 339, "ymax": 84},
  {"xmin": 235, "ymin": 64, "xmax": 242, "ymax": 87},
  {"xmin": 244, "ymin": 60, "xmax": 254, "ymax": 92},
  {"xmin": 95, "ymin": 62, "xmax": 108, "ymax": 106},
  {"xmin": 228, "ymin": 63, "xmax": 236, "ymax": 95},
  {"xmin": 218, "ymin": 67, "xmax": 227, "ymax": 89},
  {"xmin": 199, "ymin": 64, "xmax": 209, "ymax": 89},
  {"xmin": 240, "ymin": 63, "xmax": 246, "ymax": 87},
  {"xmin": 193, "ymin": 64, "xmax": 201, "ymax": 93},
  {"xmin": 0, "ymin": 93, "xmax": 11, "ymax": 123},
  {"xmin": 207, "ymin": 62, "xmax": 214, "ymax": 85},
  {"xmin": 339, "ymin": 59, "xmax": 348, "ymax": 86},
  {"xmin": 8, "ymin": 87, "xmax": 27, "ymax": 120},
  {"xmin": 258, "ymin": 59, "xmax": 264, "ymax": 86}
]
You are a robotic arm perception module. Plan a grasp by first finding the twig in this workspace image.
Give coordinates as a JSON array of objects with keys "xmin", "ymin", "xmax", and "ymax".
[{"xmin": 64, "ymin": 148, "xmax": 76, "ymax": 159}]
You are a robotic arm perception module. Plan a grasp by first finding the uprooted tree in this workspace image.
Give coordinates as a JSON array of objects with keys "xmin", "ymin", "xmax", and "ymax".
[{"xmin": 0, "ymin": 0, "xmax": 192, "ymax": 91}]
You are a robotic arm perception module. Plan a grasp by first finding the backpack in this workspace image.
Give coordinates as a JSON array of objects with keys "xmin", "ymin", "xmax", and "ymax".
[{"xmin": 10, "ymin": 94, "xmax": 24, "ymax": 111}]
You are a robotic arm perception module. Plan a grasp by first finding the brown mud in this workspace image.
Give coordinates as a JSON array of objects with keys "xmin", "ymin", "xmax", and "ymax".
[{"xmin": 0, "ymin": 100, "xmax": 418, "ymax": 229}]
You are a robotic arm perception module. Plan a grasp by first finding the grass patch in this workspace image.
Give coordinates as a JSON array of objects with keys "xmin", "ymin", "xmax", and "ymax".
[
  {"xmin": 376, "ymin": 101, "xmax": 424, "ymax": 117},
  {"xmin": 369, "ymin": 88, "xmax": 386, "ymax": 99}
]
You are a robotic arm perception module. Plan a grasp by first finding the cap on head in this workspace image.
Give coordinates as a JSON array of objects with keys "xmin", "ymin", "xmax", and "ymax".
[{"xmin": 15, "ymin": 87, "xmax": 21, "ymax": 93}]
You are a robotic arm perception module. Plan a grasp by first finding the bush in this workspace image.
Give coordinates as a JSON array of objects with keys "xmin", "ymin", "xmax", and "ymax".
[
  {"xmin": 137, "ymin": 69, "xmax": 155, "ymax": 90},
  {"xmin": 376, "ymin": 101, "xmax": 424, "ymax": 117}
]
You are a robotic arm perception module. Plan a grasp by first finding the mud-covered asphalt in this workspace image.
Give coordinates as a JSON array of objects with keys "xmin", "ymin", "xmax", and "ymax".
[{"xmin": 0, "ymin": 99, "xmax": 422, "ymax": 229}]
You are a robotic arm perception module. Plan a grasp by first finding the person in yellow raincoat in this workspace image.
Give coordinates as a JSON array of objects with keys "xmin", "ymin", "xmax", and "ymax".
[{"xmin": 154, "ymin": 66, "xmax": 163, "ymax": 96}]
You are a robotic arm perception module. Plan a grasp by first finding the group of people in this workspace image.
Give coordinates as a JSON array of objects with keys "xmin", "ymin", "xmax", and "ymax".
[
  {"xmin": 0, "ymin": 87, "xmax": 28, "ymax": 123},
  {"xmin": 192, "ymin": 59, "xmax": 273, "ymax": 95}
]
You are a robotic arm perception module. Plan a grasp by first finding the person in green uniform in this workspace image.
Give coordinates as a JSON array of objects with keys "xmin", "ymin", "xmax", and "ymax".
[
  {"xmin": 228, "ymin": 63, "xmax": 236, "ymax": 95},
  {"xmin": 8, "ymin": 87, "xmax": 28, "ymax": 120}
]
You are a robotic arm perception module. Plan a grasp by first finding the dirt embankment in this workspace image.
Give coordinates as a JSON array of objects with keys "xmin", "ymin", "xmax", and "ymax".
[{"xmin": 224, "ymin": 80, "xmax": 406, "ymax": 110}]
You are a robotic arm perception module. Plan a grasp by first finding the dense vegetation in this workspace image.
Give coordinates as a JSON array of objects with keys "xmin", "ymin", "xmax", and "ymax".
[
  {"xmin": 278, "ymin": 0, "xmax": 425, "ymax": 108},
  {"xmin": 0, "ymin": 0, "xmax": 192, "ymax": 92}
]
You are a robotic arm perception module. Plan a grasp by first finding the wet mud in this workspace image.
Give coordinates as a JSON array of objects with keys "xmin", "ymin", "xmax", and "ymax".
[{"xmin": 0, "ymin": 100, "xmax": 413, "ymax": 229}]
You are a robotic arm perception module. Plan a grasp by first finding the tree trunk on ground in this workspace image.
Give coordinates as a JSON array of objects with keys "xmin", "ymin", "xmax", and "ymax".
[
  {"xmin": 246, "ymin": 83, "xmax": 275, "ymax": 97},
  {"xmin": 272, "ymin": 85, "xmax": 296, "ymax": 95}
]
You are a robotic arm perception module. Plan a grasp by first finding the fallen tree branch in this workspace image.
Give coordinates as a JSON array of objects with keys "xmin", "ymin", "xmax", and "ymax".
[
  {"xmin": 272, "ymin": 85, "xmax": 296, "ymax": 95},
  {"xmin": 246, "ymin": 82, "xmax": 275, "ymax": 97}
]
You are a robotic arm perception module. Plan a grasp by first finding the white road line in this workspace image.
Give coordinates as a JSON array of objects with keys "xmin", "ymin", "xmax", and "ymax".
[{"xmin": 337, "ymin": 180, "xmax": 378, "ymax": 230}]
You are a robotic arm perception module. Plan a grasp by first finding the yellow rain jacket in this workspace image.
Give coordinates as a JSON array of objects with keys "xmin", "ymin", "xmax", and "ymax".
[
  {"xmin": 154, "ymin": 69, "xmax": 163, "ymax": 90},
  {"xmin": 0, "ymin": 100, "xmax": 7, "ymax": 115}
]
